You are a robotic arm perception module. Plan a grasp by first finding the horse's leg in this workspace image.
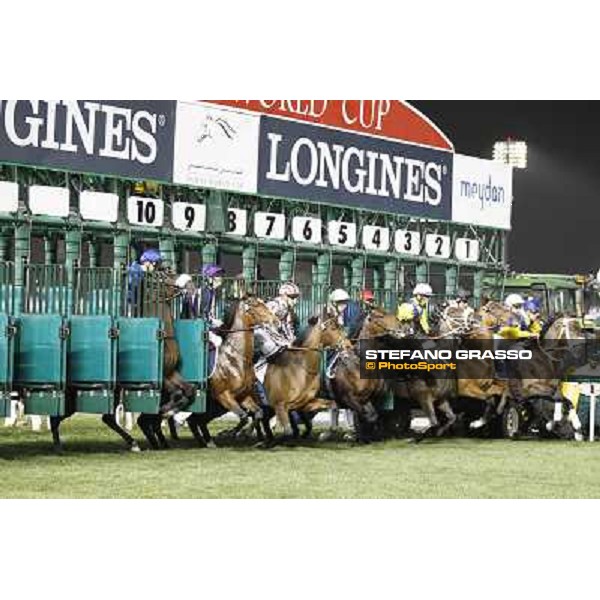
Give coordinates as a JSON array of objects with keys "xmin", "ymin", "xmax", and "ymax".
[
  {"xmin": 289, "ymin": 411, "xmax": 301, "ymax": 439},
  {"xmin": 153, "ymin": 416, "xmax": 169, "ymax": 449},
  {"xmin": 435, "ymin": 400, "xmax": 457, "ymax": 437},
  {"xmin": 167, "ymin": 416, "xmax": 180, "ymax": 441},
  {"xmin": 137, "ymin": 414, "xmax": 160, "ymax": 450},
  {"xmin": 274, "ymin": 400, "xmax": 293, "ymax": 442},
  {"xmin": 49, "ymin": 415, "xmax": 69, "ymax": 453},
  {"xmin": 412, "ymin": 395, "xmax": 439, "ymax": 443},
  {"xmin": 101, "ymin": 413, "xmax": 141, "ymax": 452},
  {"xmin": 299, "ymin": 412, "xmax": 314, "ymax": 439},
  {"xmin": 186, "ymin": 414, "xmax": 207, "ymax": 447},
  {"xmin": 215, "ymin": 391, "xmax": 250, "ymax": 438}
]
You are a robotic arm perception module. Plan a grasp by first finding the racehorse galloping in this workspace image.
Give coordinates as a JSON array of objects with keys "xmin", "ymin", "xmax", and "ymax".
[
  {"xmin": 328, "ymin": 308, "xmax": 412, "ymax": 442},
  {"xmin": 261, "ymin": 314, "xmax": 351, "ymax": 445},
  {"xmin": 134, "ymin": 269, "xmax": 197, "ymax": 449},
  {"xmin": 186, "ymin": 296, "xmax": 280, "ymax": 447}
]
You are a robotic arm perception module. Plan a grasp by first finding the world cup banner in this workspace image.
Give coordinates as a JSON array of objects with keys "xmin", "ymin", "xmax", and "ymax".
[{"xmin": 0, "ymin": 100, "xmax": 177, "ymax": 181}]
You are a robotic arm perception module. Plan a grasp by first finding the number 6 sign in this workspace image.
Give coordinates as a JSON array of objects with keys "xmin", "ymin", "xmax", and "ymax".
[{"xmin": 292, "ymin": 217, "xmax": 322, "ymax": 244}]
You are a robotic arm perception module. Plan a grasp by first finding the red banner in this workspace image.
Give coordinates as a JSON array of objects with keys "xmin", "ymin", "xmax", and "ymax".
[{"xmin": 203, "ymin": 100, "xmax": 453, "ymax": 151}]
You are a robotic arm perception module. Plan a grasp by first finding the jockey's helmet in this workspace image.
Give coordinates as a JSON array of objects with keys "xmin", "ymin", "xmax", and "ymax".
[
  {"xmin": 279, "ymin": 282, "xmax": 300, "ymax": 298},
  {"xmin": 413, "ymin": 283, "xmax": 433, "ymax": 298},
  {"xmin": 329, "ymin": 289, "xmax": 350, "ymax": 304},
  {"xmin": 202, "ymin": 264, "xmax": 225, "ymax": 278},
  {"xmin": 140, "ymin": 249, "xmax": 162, "ymax": 265},
  {"xmin": 505, "ymin": 293, "xmax": 525, "ymax": 308},
  {"xmin": 361, "ymin": 290, "xmax": 375, "ymax": 302},
  {"xmin": 175, "ymin": 274, "xmax": 193, "ymax": 289}
]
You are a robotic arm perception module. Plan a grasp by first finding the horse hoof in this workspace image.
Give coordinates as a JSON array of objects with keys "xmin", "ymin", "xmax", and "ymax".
[
  {"xmin": 575, "ymin": 432, "xmax": 584, "ymax": 442},
  {"xmin": 206, "ymin": 440, "xmax": 217, "ymax": 449},
  {"xmin": 129, "ymin": 443, "xmax": 141, "ymax": 453},
  {"xmin": 53, "ymin": 445, "xmax": 64, "ymax": 455},
  {"xmin": 470, "ymin": 418, "xmax": 486, "ymax": 430}
]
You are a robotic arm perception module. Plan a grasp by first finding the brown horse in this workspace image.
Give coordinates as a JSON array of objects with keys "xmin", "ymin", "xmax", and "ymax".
[
  {"xmin": 262, "ymin": 314, "xmax": 351, "ymax": 443},
  {"xmin": 327, "ymin": 308, "xmax": 410, "ymax": 442},
  {"xmin": 186, "ymin": 295, "xmax": 280, "ymax": 447},
  {"xmin": 134, "ymin": 268, "xmax": 197, "ymax": 449},
  {"xmin": 436, "ymin": 304, "xmax": 508, "ymax": 432},
  {"xmin": 476, "ymin": 301, "xmax": 585, "ymax": 437},
  {"xmin": 350, "ymin": 307, "xmax": 458, "ymax": 440}
]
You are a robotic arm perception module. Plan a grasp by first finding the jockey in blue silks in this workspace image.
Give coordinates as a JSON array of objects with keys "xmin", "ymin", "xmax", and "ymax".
[{"xmin": 127, "ymin": 249, "xmax": 163, "ymax": 314}]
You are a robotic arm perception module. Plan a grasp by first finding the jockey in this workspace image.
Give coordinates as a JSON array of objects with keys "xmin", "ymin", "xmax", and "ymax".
[
  {"xmin": 524, "ymin": 297, "xmax": 544, "ymax": 337},
  {"xmin": 346, "ymin": 290, "xmax": 375, "ymax": 339},
  {"xmin": 495, "ymin": 293, "xmax": 536, "ymax": 403},
  {"xmin": 327, "ymin": 289, "xmax": 351, "ymax": 326},
  {"xmin": 127, "ymin": 249, "xmax": 163, "ymax": 315},
  {"xmin": 396, "ymin": 283, "xmax": 433, "ymax": 335},
  {"xmin": 199, "ymin": 264, "xmax": 225, "ymax": 325},
  {"xmin": 497, "ymin": 293, "xmax": 535, "ymax": 339},
  {"xmin": 266, "ymin": 281, "xmax": 301, "ymax": 343},
  {"xmin": 175, "ymin": 273, "xmax": 200, "ymax": 320}
]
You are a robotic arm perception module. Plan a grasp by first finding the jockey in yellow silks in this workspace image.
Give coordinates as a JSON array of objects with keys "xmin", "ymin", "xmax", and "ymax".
[{"xmin": 397, "ymin": 283, "xmax": 433, "ymax": 335}]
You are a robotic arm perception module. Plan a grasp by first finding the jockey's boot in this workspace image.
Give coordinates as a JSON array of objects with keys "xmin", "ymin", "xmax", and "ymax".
[{"xmin": 253, "ymin": 380, "xmax": 270, "ymax": 409}]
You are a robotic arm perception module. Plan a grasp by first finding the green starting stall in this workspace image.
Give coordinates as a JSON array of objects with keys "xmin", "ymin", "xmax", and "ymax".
[
  {"xmin": 14, "ymin": 264, "xmax": 69, "ymax": 416},
  {"xmin": 0, "ymin": 262, "xmax": 15, "ymax": 417}
]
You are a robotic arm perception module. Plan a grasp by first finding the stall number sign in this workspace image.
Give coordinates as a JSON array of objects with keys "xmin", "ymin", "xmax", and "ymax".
[
  {"xmin": 425, "ymin": 234, "xmax": 451, "ymax": 259},
  {"xmin": 455, "ymin": 238, "xmax": 480, "ymax": 262},
  {"xmin": 362, "ymin": 226, "xmax": 390, "ymax": 252},
  {"xmin": 127, "ymin": 196, "xmax": 164, "ymax": 227},
  {"xmin": 0, "ymin": 181, "xmax": 18, "ymax": 213},
  {"xmin": 172, "ymin": 202, "xmax": 206, "ymax": 232},
  {"xmin": 292, "ymin": 217, "xmax": 322, "ymax": 244},
  {"xmin": 227, "ymin": 208, "xmax": 248, "ymax": 236},
  {"xmin": 29, "ymin": 185, "xmax": 70, "ymax": 218},
  {"xmin": 80, "ymin": 191, "xmax": 119, "ymax": 223},
  {"xmin": 328, "ymin": 221, "xmax": 357, "ymax": 248},
  {"xmin": 254, "ymin": 212, "xmax": 286, "ymax": 240},
  {"xmin": 394, "ymin": 230, "xmax": 421, "ymax": 256}
]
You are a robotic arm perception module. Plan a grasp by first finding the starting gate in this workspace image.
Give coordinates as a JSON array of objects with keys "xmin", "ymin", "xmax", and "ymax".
[
  {"xmin": 0, "ymin": 100, "xmax": 511, "ymax": 423},
  {"xmin": 0, "ymin": 263, "xmax": 14, "ymax": 417},
  {"xmin": 14, "ymin": 264, "xmax": 69, "ymax": 416}
]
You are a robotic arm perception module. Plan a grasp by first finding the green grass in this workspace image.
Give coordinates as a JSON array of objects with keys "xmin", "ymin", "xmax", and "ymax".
[{"xmin": 1, "ymin": 415, "xmax": 600, "ymax": 498}]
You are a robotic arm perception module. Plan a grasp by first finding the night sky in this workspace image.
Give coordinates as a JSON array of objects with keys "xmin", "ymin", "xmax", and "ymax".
[{"xmin": 411, "ymin": 101, "xmax": 600, "ymax": 276}]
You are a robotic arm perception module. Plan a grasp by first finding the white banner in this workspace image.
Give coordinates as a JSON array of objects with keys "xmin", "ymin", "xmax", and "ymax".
[
  {"xmin": 452, "ymin": 154, "xmax": 513, "ymax": 230},
  {"xmin": 172, "ymin": 101, "xmax": 260, "ymax": 194}
]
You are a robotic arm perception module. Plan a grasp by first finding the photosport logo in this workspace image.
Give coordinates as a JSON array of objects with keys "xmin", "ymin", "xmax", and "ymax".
[{"xmin": 357, "ymin": 338, "xmax": 597, "ymax": 381}]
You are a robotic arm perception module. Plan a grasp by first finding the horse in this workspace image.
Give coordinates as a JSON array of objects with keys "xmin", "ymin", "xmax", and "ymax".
[
  {"xmin": 326, "ymin": 308, "xmax": 411, "ymax": 442},
  {"xmin": 435, "ymin": 304, "xmax": 509, "ymax": 433},
  {"xmin": 477, "ymin": 301, "xmax": 585, "ymax": 438},
  {"xmin": 126, "ymin": 268, "xmax": 197, "ymax": 449},
  {"xmin": 185, "ymin": 295, "xmax": 280, "ymax": 448},
  {"xmin": 260, "ymin": 313, "xmax": 351, "ymax": 445}
]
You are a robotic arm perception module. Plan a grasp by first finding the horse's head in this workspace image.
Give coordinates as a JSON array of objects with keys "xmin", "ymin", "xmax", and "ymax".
[
  {"xmin": 242, "ymin": 296, "xmax": 279, "ymax": 328},
  {"xmin": 359, "ymin": 308, "xmax": 413, "ymax": 342},
  {"xmin": 476, "ymin": 301, "xmax": 512, "ymax": 330},
  {"xmin": 306, "ymin": 314, "xmax": 350, "ymax": 350}
]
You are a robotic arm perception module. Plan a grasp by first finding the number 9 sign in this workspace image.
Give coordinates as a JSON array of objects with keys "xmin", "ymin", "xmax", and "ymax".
[{"xmin": 172, "ymin": 202, "xmax": 206, "ymax": 232}]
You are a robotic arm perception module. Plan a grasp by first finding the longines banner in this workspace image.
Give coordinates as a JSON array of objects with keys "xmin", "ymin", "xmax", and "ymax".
[
  {"xmin": 0, "ymin": 100, "xmax": 176, "ymax": 181},
  {"xmin": 257, "ymin": 115, "xmax": 453, "ymax": 220}
]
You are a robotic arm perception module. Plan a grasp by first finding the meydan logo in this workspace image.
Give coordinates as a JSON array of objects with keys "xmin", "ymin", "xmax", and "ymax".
[{"xmin": 460, "ymin": 176, "xmax": 506, "ymax": 210}]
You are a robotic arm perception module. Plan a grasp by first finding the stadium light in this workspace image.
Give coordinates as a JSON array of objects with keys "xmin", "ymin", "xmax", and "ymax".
[{"xmin": 493, "ymin": 139, "xmax": 528, "ymax": 169}]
